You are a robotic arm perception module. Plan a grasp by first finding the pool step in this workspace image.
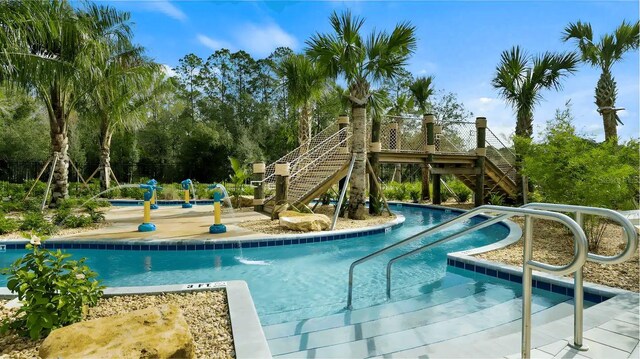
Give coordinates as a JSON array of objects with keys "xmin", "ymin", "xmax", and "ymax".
[
  {"xmin": 263, "ymin": 280, "xmax": 481, "ymax": 339},
  {"xmin": 260, "ymin": 270, "xmax": 475, "ymax": 326},
  {"xmin": 267, "ymin": 285, "xmax": 523, "ymax": 356},
  {"xmin": 267, "ymin": 287, "xmax": 570, "ymax": 358}
]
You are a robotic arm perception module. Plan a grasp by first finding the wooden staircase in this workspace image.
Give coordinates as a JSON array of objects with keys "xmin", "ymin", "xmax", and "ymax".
[
  {"xmin": 263, "ymin": 127, "xmax": 351, "ymax": 214},
  {"xmin": 430, "ymin": 155, "xmax": 517, "ymax": 201}
]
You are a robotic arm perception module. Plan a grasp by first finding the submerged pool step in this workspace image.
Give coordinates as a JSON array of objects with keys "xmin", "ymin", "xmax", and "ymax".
[
  {"xmin": 267, "ymin": 285, "xmax": 520, "ymax": 356},
  {"xmin": 271, "ymin": 294, "xmax": 568, "ymax": 358},
  {"xmin": 263, "ymin": 278, "xmax": 480, "ymax": 339},
  {"xmin": 260, "ymin": 271, "xmax": 474, "ymax": 326}
]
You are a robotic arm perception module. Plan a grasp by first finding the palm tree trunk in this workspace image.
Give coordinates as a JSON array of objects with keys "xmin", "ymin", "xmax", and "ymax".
[
  {"xmin": 48, "ymin": 92, "xmax": 69, "ymax": 207},
  {"xmin": 514, "ymin": 112, "xmax": 532, "ymax": 205},
  {"xmin": 369, "ymin": 116, "xmax": 381, "ymax": 215},
  {"xmin": 349, "ymin": 103, "xmax": 367, "ymax": 220},
  {"xmin": 299, "ymin": 103, "xmax": 312, "ymax": 150},
  {"xmin": 596, "ymin": 70, "xmax": 618, "ymax": 144},
  {"xmin": 99, "ymin": 124, "xmax": 114, "ymax": 192}
]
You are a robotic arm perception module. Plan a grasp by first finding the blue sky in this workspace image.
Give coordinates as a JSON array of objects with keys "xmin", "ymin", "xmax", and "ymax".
[{"xmin": 102, "ymin": 0, "xmax": 639, "ymax": 141}]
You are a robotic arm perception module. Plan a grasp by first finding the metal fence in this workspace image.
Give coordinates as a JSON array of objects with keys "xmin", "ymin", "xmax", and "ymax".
[{"xmin": 0, "ymin": 160, "xmax": 190, "ymax": 184}]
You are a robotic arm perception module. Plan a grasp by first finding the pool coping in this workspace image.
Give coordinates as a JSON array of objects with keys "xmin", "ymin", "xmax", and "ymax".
[
  {"xmin": 0, "ymin": 213, "xmax": 406, "ymax": 250},
  {"xmin": 1, "ymin": 280, "xmax": 271, "ymax": 359},
  {"xmin": 447, "ymin": 253, "xmax": 633, "ymax": 303}
]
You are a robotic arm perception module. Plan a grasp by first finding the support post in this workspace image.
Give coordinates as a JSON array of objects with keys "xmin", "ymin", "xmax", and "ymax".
[
  {"xmin": 475, "ymin": 117, "xmax": 487, "ymax": 206},
  {"xmin": 253, "ymin": 162, "xmax": 265, "ymax": 212},
  {"xmin": 337, "ymin": 115, "xmax": 349, "ymax": 196},
  {"xmin": 274, "ymin": 162, "xmax": 290, "ymax": 217},
  {"xmin": 423, "ymin": 114, "xmax": 436, "ymax": 201},
  {"xmin": 521, "ymin": 215, "xmax": 533, "ymax": 359},
  {"xmin": 433, "ymin": 174, "xmax": 441, "ymax": 205}
]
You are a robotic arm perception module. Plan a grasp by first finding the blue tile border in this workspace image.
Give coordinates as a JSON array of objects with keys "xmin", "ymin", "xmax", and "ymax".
[
  {"xmin": 2, "ymin": 221, "xmax": 406, "ymax": 252},
  {"xmin": 446, "ymin": 255, "xmax": 622, "ymax": 304},
  {"xmin": 1, "ymin": 203, "xmax": 518, "ymax": 254}
]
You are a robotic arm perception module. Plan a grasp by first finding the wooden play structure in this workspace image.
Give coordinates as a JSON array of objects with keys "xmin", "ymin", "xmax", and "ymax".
[{"xmin": 252, "ymin": 114, "xmax": 517, "ymax": 215}]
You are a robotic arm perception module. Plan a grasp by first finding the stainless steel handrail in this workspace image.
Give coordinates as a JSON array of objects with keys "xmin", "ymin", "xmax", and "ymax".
[
  {"xmin": 521, "ymin": 202, "xmax": 639, "ymax": 352},
  {"xmin": 345, "ymin": 207, "xmax": 512, "ymax": 310},
  {"xmin": 385, "ymin": 206, "xmax": 587, "ymax": 296},
  {"xmin": 383, "ymin": 205, "xmax": 588, "ymax": 359}
]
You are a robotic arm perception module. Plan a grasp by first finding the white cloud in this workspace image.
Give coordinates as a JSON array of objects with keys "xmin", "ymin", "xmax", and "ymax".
[
  {"xmin": 196, "ymin": 34, "xmax": 231, "ymax": 51},
  {"xmin": 162, "ymin": 64, "xmax": 177, "ymax": 78},
  {"xmin": 236, "ymin": 23, "xmax": 297, "ymax": 57},
  {"xmin": 418, "ymin": 62, "xmax": 438, "ymax": 74},
  {"xmin": 142, "ymin": 1, "xmax": 187, "ymax": 22}
]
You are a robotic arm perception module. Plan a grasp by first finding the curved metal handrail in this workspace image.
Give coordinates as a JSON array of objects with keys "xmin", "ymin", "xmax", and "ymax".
[
  {"xmin": 522, "ymin": 203, "xmax": 638, "ymax": 264},
  {"xmin": 385, "ymin": 205, "xmax": 588, "ymax": 298},
  {"xmin": 345, "ymin": 206, "xmax": 512, "ymax": 310},
  {"xmin": 520, "ymin": 202, "xmax": 639, "ymax": 352}
]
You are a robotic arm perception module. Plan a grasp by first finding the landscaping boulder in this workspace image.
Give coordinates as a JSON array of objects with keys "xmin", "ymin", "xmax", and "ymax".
[
  {"xmin": 279, "ymin": 212, "xmax": 331, "ymax": 232},
  {"xmin": 39, "ymin": 304, "xmax": 195, "ymax": 359},
  {"xmin": 231, "ymin": 195, "xmax": 253, "ymax": 208}
]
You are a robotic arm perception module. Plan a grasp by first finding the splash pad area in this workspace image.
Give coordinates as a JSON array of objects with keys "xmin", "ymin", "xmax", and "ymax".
[{"xmin": 61, "ymin": 203, "xmax": 269, "ymax": 242}]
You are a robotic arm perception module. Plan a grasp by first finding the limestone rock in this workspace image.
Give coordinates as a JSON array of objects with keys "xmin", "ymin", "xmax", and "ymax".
[
  {"xmin": 279, "ymin": 213, "xmax": 331, "ymax": 232},
  {"xmin": 231, "ymin": 195, "xmax": 253, "ymax": 208},
  {"xmin": 39, "ymin": 304, "xmax": 195, "ymax": 359},
  {"xmin": 278, "ymin": 210, "xmax": 307, "ymax": 217},
  {"xmin": 272, "ymin": 203, "xmax": 290, "ymax": 219}
]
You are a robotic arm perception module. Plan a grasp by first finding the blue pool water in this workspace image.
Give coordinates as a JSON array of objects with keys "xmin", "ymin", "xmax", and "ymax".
[{"xmin": 1, "ymin": 205, "xmax": 513, "ymax": 322}]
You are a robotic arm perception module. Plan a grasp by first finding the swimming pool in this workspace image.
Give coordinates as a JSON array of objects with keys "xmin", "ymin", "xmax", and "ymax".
[{"xmin": 0, "ymin": 205, "xmax": 513, "ymax": 323}]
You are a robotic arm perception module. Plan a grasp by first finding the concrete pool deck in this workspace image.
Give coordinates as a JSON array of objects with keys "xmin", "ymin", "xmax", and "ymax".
[{"xmin": 64, "ymin": 205, "xmax": 272, "ymax": 241}]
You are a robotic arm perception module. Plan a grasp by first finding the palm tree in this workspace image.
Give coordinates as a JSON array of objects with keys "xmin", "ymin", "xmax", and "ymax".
[
  {"xmin": 307, "ymin": 10, "xmax": 417, "ymax": 219},
  {"xmin": 492, "ymin": 46, "xmax": 579, "ymax": 203},
  {"xmin": 83, "ymin": 43, "xmax": 163, "ymax": 191},
  {"xmin": 409, "ymin": 76, "xmax": 435, "ymax": 200},
  {"xmin": 0, "ymin": 1, "xmax": 132, "ymax": 205},
  {"xmin": 562, "ymin": 20, "xmax": 639, "ymax": 144},
  {"xmin": 409, "ymin": 76, "xmax": 435, "ymax": 113},
  {"xmin": 275, "ymin": 54, "xmax": 327, "ymax": 147},
  {"xmin": 367, "ymin": 88, "xmax": 391, "ymax": 215}
]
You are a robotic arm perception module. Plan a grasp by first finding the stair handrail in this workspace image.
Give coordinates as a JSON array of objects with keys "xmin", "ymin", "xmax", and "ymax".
[
  {"xmin": 381, "ymin": 205, "xmax": 588, "ymax": 359},
  {"xmin": 520, "ymin": 202, "xmax": 639, "ymax": 352},
  {"xmin": 347, "ymin": 206, "xmax": 514, "ymax": 310},
  {"xmin": 385, "ymin": 205, "xmax": 587, "ymax": 295},
  {"xmin": 264, "ymin": 128, "xmax": 351, "ymax": 204},
  {"xmin": 260, "ymin": 123, "xmax": 339, "ymax": 185},
  {"xmin": 287, "ymin": 127, "xmax": 350, "ymax": 182},
  {"xmin": 521, "ymin": 203, "xmax": 638, "ymax": 264}
]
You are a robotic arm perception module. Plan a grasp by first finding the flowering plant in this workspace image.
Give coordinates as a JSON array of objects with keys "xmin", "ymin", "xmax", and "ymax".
[{"xmin": 0, "ymin": 234, "xmax": 104, "ymax": 339}]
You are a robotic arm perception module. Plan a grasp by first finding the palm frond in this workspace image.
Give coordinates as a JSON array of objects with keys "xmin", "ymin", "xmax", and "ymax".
[{"xmin": 409, "ymin": 76, "xmax": 434, "ymax": 113}]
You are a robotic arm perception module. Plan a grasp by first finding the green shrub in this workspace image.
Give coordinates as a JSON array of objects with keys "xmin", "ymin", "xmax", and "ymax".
[
  {"xmin": 1, "ymin": 240, "xmax": 104, "ymax": 339},
  {"xmin": 520, "ymin": 107, "xmax": 639, "ymax": 250},
  {"xmin": 385, "ymin": 182, "xmax": 409, "ymax": 201},
  {"xmin": 440, "ymin": 184, "xmax": 452, "ymax": 202},
  {"xmin": 406, "ymin": 182, "xmax": 421, "ymax": 202},
  {"xmin": 0, "ymin": 214, "xmax": 18, "ymax": 234},
  {"xmin": 447, "ymin": 180, "xmax": 472, "ymax": 203},
  {"xmin": 119, "ymin": 186, "xmax": 144, "ymax": 199},
  {"xmin": 19, "ymin": 212, "xmax": 56, "ymax": 235},
  {"xmin": 488, "ymin": 192, "xmax": 505, "ymax": 206},
  {"xmin": 88, "ymin": 208, "xmax": 105, "ymax": 223},
  {"xmin": 521, "ymin": 107, "xmax": 639, "ymax": 209},
  {"xmin": 157, "ymin": 184, "xmax": 180, "ymax": 200}
]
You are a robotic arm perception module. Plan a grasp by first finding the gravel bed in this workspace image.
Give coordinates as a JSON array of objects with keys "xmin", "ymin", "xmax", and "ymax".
[
  {"xmin": 237, "ymin": 205, "xmax": 397, "ymax": 235},
  {"xmin": 476, "ymin": 217, "xmax": 639, "ymax": 292},
  {"xmin": 0, "ymin": 291, "xmax": 234, "ymax": 359}
]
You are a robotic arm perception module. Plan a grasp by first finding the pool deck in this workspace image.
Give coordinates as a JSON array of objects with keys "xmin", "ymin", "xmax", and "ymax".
[{"xmin": 64, "ymin": 205, "xmax": 272, "ymax": 241}]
